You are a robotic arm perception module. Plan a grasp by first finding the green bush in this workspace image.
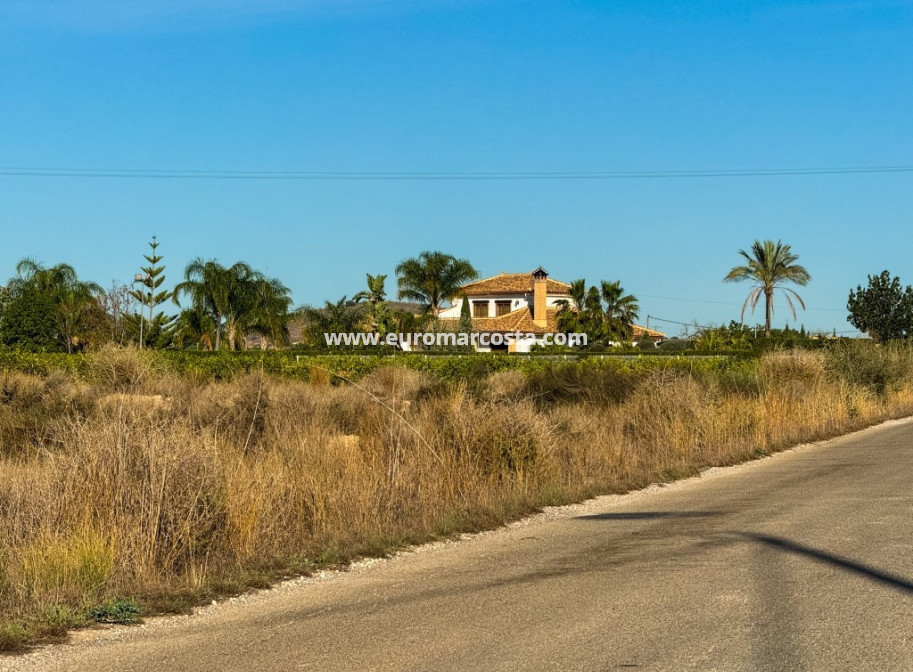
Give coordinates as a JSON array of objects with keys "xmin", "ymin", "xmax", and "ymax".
[
  {"xmin": 0, "ymin": 290, "xmax": 60, "ymax": 352},
  {"xmin": 88, "ymin": 598, "xmax": 142, "ymax": 624},
  {"xmin": 0, "ymin": 621, "xmax": 29, "ymax": 652},
  {"xmin": 0, "ymin": 350, "xmax": 87, "ymax": 376}
]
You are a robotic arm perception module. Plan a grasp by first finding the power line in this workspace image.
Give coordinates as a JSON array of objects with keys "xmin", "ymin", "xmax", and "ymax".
[
  {"xmin": 647, "ymin": 315, "xmax": 859, "ymax": 335},
  {"xmin": 1, "ymin": 165, "xmax": 913, "ymax": 181},
  {"xmin": 638, "ymin": 293, "xmax": 847, "ymax": 313},
  {"xmin": 647, "ymin": 316, "xmax": 719, "ymax": 330}
]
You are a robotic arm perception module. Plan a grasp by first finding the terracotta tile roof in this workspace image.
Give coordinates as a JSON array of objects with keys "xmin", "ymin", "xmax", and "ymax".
[
  {"xmin": 632, "ymin": 324, "xmax": 667, "ymax": 340},
  {"xmin": 459, "ymin": 272, "xmax": 571, "ymax": 297}
]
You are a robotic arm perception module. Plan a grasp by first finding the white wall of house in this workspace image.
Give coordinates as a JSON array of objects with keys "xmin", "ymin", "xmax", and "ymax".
[
  {"xmin": 439, "ymin": 294, "xmax": 567, "ymax": 319},
  {"xmin": 396, "ymin": 333, "xmax": 543, "ymax": 353},
  {"xmin": 463, "ymin": 334, "xmax": 544, "ymax": 353}
]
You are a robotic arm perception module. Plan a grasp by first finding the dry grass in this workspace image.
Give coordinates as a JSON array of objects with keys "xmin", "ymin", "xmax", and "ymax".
[{"xmin": 2, "ymin": 345, "xmax": 913, "ymax": 650}]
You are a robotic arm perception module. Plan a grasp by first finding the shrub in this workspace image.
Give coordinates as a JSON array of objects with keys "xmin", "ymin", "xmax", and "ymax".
[
  {"xmin": 523, "ymin": 363, "xmax": 639, "ymax": 405},
  {"xmin": 88, "ymin": 598, "xmax": 141, "ymax": 624},
  {"xmin": 88, "ymin": 345, "xmax": 161, "ymax": 392},
  {"xmin": 824, "ymin": 341, "xmax": 913, "ymax": 395},
  {"xmin": 0, "ymin": 622, "xmax": 28, "ymax": 652},
  {"xmin": 0, "ymin": 370, "xmax": 93, "ymax": 458}
]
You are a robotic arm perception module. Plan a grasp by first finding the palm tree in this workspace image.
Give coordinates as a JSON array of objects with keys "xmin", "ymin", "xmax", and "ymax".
[
  {"xmin": 396, "ymin": 251, "xmax": 478, "ymax": 314},
  {"xmin": 174, "ymin": 259, "xmax": 231, "ymax": 351},
  {"xmin": 724, "ymin": 239, "xmax": 811, "ymax": 338},
  {"xmin": 9, "ymin": 259, "xmax": 102, "ymax": 298},
  {"xmin": 174, "ymin": 259, "xmax": 292, "ymax": 351},
  {"xmin": 173, "ymin": 308, "xmax": 216, "ymax": 350},
  {"xmin": 353, "ymin": 273, "xmax": 391, "ymax": 335},
  {"xmin": 353, "ymin": 273, "xmax": 387, "ymax": 305},
  {"xmin": 297, "ymin": 297, "xmax": 366, "ymax": 346},
  {"xmin": 556, "ymin": 279, "xmax": 639, "ymax": 343},
  {"xmin": 555, "ymin": 279, "xmax": 589, "ymax": 335},
  {"xmin": 243, "ymin": 276, "xmax": 294, "ymax": 349},
  {"xmin": 600, "ymin": 280, "xmax": 639, "ymax": 341},
  {"xmin": 8, "ymin": 259, "xmax": 103, "ymax": 352}
]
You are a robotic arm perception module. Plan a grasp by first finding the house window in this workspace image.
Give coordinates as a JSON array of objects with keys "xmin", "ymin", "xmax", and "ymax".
[
  {"xmin": 473, "ymin": 301, "xmax": 490, "ymax": 318},
  {"xmin": 495, "ymin": 300, "xmax": 512, "ymax": 317}
]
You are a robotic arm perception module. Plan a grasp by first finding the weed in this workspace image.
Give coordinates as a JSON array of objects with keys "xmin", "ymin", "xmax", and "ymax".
[{"xmin": 88, "ymin": 598, "xmax": 141, "ymax": 624}]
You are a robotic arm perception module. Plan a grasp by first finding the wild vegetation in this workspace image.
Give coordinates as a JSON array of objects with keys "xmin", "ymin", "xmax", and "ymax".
[{"xmin": 3, "ymin": 342, "xmax": 913, "ymax": 651}]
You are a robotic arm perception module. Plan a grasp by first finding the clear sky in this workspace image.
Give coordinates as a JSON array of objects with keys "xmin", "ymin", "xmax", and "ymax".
[{"xmin": 2, "ymin": 0, "xmax": 912, "ymax": 335}]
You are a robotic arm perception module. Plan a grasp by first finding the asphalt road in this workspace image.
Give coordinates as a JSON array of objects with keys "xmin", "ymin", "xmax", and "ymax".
[{"xmin": 7, "ymin": 419, "xmax": 913, "ymax": 672}]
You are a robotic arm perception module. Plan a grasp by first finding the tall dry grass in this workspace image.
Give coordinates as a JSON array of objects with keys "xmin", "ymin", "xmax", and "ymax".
[{"xmin": 2, "ymin": 344, "xmax": 913, "ymax": 649}]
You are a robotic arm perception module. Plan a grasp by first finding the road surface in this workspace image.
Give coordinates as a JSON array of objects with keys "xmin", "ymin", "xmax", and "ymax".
[{"xmin": 6, "ymin": 419, "xmax": 913, "ymax": 671}]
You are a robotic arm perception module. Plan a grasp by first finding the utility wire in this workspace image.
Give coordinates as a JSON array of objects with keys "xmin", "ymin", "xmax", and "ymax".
[
  {"xmin": 1, "ymin": 165, "xmax": 913, "ymax": 181},
  {"xmin": 647, "ymin": 315, "xmax": 859, "ymax": 335},
  {"xmin": 638, "ymin": 293, "xmax": 847, "ymax": 313}
]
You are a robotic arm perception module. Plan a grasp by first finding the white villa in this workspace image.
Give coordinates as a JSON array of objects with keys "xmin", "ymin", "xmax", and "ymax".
[{"xmin": 437, "ymin": 267, "xmax": 665, "ymax": 353}]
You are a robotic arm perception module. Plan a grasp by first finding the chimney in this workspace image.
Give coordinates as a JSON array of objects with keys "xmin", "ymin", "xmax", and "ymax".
[{"xmin": 531, "ymin": 266, "xmax": 548, "ymax": 328}]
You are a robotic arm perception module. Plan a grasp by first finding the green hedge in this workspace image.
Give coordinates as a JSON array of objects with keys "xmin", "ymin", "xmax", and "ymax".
[
  {"xmin": 0, "ymin": 351, "xmax": 89, "ymax": 376},
  {"xmin": 0, "ymin": 348, "xmax": 750, "ymax": 383}
]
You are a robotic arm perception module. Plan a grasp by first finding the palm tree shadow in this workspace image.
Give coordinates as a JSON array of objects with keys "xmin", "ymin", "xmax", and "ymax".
[{"xmin": 739, "ymin": 532, "xmax": 913, "ymax": 593}]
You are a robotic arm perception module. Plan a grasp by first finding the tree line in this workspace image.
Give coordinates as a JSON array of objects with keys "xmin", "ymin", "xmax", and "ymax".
[
  {"xmin": 0, "ymin": 238, "xmax": 296, "ymax": 353},
  {"xmin": 0, "ymin": 234, "xmax": 905, "ymax": 352},
  {"xmin": 0, "ymin": 242, "xmax": 647, "ymax": 351}
]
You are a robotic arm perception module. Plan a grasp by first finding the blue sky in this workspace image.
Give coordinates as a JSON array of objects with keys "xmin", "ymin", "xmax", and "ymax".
[{"xmin": 2, "ymin": 0, "xmax": 912, "ymax": 334}]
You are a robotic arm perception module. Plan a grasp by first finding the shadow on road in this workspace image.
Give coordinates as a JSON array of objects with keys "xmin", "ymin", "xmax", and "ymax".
[
  {"xmin": 575, "ymin": 510, "xmax": 721, "ymax": 521},
  {"xmin": 739, "ymin": 532, "xmax": 913, "ymax": 593}
]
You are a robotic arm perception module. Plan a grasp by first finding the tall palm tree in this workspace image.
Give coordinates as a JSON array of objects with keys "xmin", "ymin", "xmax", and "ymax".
[
  {"xmin": 9, "ymin": 258, "xmax": 102, "ymax": 298},
  {"xmin": 724, "ymin": 239, "xmax": 811, "ymax": 337},
  {"xmin": 396, "ymin": 251, "xmax": 478, "ymax": 314},
  {"xmin": 174, "ymin": 259, "xmax": 231, "ymax": 351},
  {"xmin": 353, "ymin": 273, "xmax": 387, "ymax": 305},
  {"xmin": 600, "ymin": 280, "xmax": 639, "ymax": 341},
  {"xmin": 556, "ymin": 279, "xmax": 607, "ymax": 338},
  {"xmin": 174, "ymin": 259, "xmax": 254, "ymax": 350},
  {"xmin": 243, "ymin": 276, "xmax": 294, "ymax": 349}
]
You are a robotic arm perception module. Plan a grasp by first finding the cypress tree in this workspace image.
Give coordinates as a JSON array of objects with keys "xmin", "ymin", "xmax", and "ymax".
[{"xmin": 459, "ymin": 294, "xmax": 472, "ymax": 334}]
